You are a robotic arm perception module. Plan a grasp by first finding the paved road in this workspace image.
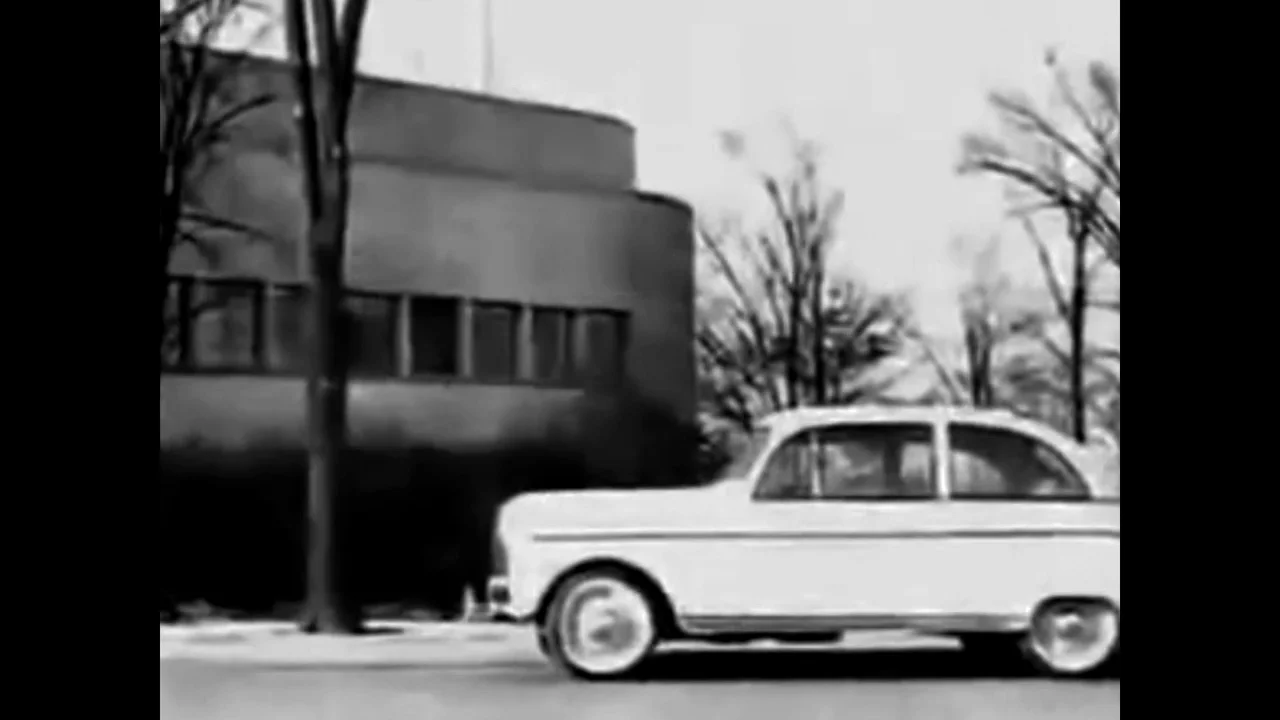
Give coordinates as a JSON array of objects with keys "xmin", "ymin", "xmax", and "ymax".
[{"xmin": 160, "ymin": 647, "xmax": 1119, "ymax": 720}]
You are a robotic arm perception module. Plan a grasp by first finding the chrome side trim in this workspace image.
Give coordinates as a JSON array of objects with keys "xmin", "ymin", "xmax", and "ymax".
[
  {"xmin": 678, "ymin": 612, "xmax": 1030, "ymax": 636},
  {"xmin": 534, "ymin": 528, "xmax": 1119, "ymax": 543}
]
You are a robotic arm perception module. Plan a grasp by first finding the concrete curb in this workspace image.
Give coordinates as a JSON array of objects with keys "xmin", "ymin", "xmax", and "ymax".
[
  {"xmin": 159, "ymin": 620, "xmax": 523, "ymax": 643},
  {"xmin": 160, "ymin": 621, "xmax": 959, "ymax": 668}
]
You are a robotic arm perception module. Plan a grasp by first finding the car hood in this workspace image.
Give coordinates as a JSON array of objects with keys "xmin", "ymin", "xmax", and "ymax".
[{"xmin": 498, "ymin": 481, "xmax": 746, "ymax": 535}]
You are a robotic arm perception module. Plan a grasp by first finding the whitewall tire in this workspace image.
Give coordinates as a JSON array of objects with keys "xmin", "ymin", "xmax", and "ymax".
[
  {"xmin": 1022, "ymin": 598, "xmax": 1120, "ymax": 677},
  {"xmin": 539, "ymin": 569, "xmax": 658, "ymax": 680}
]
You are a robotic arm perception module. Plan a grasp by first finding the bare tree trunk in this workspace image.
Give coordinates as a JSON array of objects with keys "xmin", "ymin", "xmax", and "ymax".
[
  {"xmin": 159, "ymin": 180, "xmax": 181, "ymax": 622},
  {"xmin": 301, "ymin": 187, "xmax": 359, "ymax": 633},
  {"xmin": 159, "ymin": 122, "xmax": 185, "ymax": 353},
  {"xmin": 159, "ymin": 238, "xmax": 174, "ymax": 352},
  {"xmin": 787, "ymin": 284, "xmax": 802, "ymax": 407},
  {"xmin": 964, "ymin": 327, "xmax": 978, "ymax": 406},
  {"xmin": 812, "ymin": 266, "xmax": 826, "ymax": 405},
  {"xmin": 1068, "ymin": 212, "xmax": 1090, "ymax": 443},
  {"xmin": 285, "ymin": 0, "xmax": 366, "ymax": 635}
]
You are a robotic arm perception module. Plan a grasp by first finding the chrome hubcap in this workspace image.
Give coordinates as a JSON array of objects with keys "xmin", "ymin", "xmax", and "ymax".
[
  {"xmin": 1030, "ymin": 602, "xmax": 1119, "ymax": 673},
  {"xmin": 557, "ymin": 578, "xmax": 654, "ymax": 675}
]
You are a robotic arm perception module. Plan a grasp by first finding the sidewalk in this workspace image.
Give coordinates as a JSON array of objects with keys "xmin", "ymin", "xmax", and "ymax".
[
  {"xmin": 160, "ymin": 620, "xmax": 544, "ymax": 668},
  {"xmin": 160, "ymin": 621, "xmax": 956, "ymax": 668}
]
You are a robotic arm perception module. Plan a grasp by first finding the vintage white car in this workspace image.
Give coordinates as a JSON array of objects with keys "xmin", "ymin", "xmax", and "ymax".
[{"xmin": 487, "ymin": 405, "xmax": 1120, "ymax": 680}]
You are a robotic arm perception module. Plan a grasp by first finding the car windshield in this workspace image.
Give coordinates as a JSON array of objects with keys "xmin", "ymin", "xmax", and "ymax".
[{"xmin": 713, "ymin": 426, "xmax": 772, "ymax": 482}]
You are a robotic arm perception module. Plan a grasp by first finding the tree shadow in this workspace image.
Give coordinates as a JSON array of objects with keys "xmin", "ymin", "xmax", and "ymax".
[
  {"xmin": 629, "ymin": 647, "xmax": 1120, "ymax": 684},
  {"xmin": 159, "ymin": 382, "xmax": 707, "ymax": 619}
]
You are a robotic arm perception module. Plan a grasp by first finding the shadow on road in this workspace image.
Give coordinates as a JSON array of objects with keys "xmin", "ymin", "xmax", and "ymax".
[{"xmin": 628, "ymin": 647, "xmax": 1120, "ymax": 684}]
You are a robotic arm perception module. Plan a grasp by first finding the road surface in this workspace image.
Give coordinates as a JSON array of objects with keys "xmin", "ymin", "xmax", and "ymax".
[{"xmin": 160, "ymin": 646, "xmax": 1119, "ymax": 720}]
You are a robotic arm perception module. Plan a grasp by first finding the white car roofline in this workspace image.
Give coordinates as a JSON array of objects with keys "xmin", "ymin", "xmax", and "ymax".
[{"xmin": 747, "ymin": 404, "xmax": 1109, "ymax": 498}]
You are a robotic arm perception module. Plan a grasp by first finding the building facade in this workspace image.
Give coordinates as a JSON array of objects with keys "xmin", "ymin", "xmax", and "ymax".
[{"xmin": 161, "ymin": 56, "xmax": 696, "ymax": 450}]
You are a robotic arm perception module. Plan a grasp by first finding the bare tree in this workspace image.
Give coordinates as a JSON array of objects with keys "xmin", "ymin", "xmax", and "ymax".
[
  {"xmin": 961, "ymin": 54, "xmax": 1120, "ymax": 272},
  {"xmin": 998, "ymin": 344, "xmax": 1120, "ymax": 441},
  {"xmin": 917, "ymin": 237, "xmax": 1046, "ymax": 408},
  {"xmin": 958, "ymin": 274, "xmax": 1007, "ymax": 407},
  {"xmin": 282, "ymin": 0, "xmax": 370, "ymax": 635},
  {"xmin": 697, "ymin": 133, "xmax": 915, "ymax": 430},
  {"xmin": 955, "ymin": 238, "xmax": 1120, "ymax": 443},
  {"xmin": 959, "ymin": 54, "xmax": 1120, "ymax": 442},
  {"xmin": 159, "ymin": 0, "xmax": 274, "ymax": 624},
  {"xmin": 159, "ymin": 0, "xmax": 275, "ymax": 357},
  {"xmin": 913, "ymin": 233, "xmax": 1119, "ymax": 451}
]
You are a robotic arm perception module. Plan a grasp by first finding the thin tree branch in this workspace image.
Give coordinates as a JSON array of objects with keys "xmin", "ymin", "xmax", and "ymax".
[
  {"xmin": 990, "ymin": 91, "xmax": 1119, "ymax": 200},
  {"xmin": 1021, "ymin": 218, "xmax": 1071, "ymax": 323},
  {"xmin": 187, "ymin": 92, "xmax": 275, "ymax": 150}
]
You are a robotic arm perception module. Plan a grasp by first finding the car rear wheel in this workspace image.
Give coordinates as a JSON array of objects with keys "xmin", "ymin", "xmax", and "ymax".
[
  {"xmin": 539, "ymin": 569, "xmax": 658, "ymax": 680},
  {"xmin": 1021, "ymin": 598, "xmax": 1120, "ymax": 677}
]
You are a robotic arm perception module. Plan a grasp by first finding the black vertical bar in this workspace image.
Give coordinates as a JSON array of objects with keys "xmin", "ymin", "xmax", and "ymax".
[{"xmin": 176, "ymin": 278, "xmax": 193, "ymax": 369}]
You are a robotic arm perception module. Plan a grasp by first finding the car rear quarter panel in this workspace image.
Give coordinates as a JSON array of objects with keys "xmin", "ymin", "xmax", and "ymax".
[{"xmin": 916, "ymin": 501, "xmax": 1120, "ymax": 614}]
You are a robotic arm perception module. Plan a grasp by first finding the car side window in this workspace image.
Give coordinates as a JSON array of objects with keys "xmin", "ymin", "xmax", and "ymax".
[
  {"xmin": 753, "ymin": 432, "xmax": 817, "ymax": 500},
  {"xmin": 948, "ymin": 424, "xmax": 1089, "ymax": 500},
  {"xmin": 816, "ymin": 423, "xmax": 936, "ymax": 499},
  {"xmin": 754, "ymin": 423, "xmax": 939, "ymax": 501}
]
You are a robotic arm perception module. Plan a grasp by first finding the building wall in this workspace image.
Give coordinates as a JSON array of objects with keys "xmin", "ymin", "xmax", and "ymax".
[
  {"xmin": 163, "ymin": 55, "xmax": 694, "ymax": 450},
  {"xmin": 161, "ymin": 375, "xmax": 583, "ymax": 448},
  {"xmin": 223, "ymin": 54, "xmax": 637, "ymax": 191}
]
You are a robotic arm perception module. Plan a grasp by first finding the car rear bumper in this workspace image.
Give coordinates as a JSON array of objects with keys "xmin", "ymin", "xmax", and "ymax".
[{"xmin": 485, "ymin": 576, "xmax": 525, "ymax": 622}]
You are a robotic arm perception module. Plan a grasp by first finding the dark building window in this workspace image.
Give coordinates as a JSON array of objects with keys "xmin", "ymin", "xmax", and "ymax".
[
  {"xmin": 343, "ymin": 293, "xmax": 398, "ymax": 376},
  {"xmin": 265, "ymin": 287, "xmax": 403, "ymax": 377},
  {"xmin": 471, "ymin": 302, "xmax": 519, "ymax": 381},
  {"xmin": 531, "ymin": 307, "xmax": 574, "ymax": 382},
  {"xmin": 578, "ymin": 310, "xmax": 628, "ymax": 384},
  {"xmin": 162, "ymin": 275, "xmax": 637, "ymax": 390},
  {"xmin": 410, "ymin": 296, "xmax": 460, "ymax": 376},
  {"xmin": 266, "ymin": 285, "xmax": 308, "ymax": 373},
  {"xmin": 191, "ymin": 281, "xmax": 260, "ymax": 369}
]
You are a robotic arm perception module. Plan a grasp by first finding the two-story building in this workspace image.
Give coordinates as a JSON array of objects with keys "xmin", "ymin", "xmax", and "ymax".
[
  {"xmin": 161, "ymin": 55, "xmax": 694, "ymax": 450},
  {"xmin": 159, "ymin": 55, "xmax": 695, "ymax": 615}
]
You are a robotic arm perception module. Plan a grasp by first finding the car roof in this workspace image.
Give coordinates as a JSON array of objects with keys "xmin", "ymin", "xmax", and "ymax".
[
  {"xmin": 759, "ymin": 404, "xmax": 1015, "ymax": 432},
  {"xmin": 759, "ymin": 404, "xmax": 1084, "ymax": 450},
  {"xmin": 752, "ymin": 405, "xmax": 1114, "ymax": 497}
]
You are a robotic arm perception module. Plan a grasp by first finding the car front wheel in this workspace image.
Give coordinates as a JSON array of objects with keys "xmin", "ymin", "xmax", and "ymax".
[
  {"xmin": 1021, "ymin": 598, "xmax": 1120, "ymax": 678},
  {"xmin": 539, "ymin": 569, "xmax": 658, "ymax": 680}
]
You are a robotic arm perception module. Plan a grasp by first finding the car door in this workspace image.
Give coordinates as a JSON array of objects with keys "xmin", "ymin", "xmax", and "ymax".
[
  {"xmin": 739, "ymin": 420, "xmax": 948, "ymax": 622},
  {"xmin": 932, "ymin": 421, "xmax": 1100, "ymax": 619}
]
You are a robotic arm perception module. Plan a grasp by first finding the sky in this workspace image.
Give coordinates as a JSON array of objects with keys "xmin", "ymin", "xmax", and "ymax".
[{"xmin": 215, "ymin": 0, "xmax": 1120, "ymax": 339}]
